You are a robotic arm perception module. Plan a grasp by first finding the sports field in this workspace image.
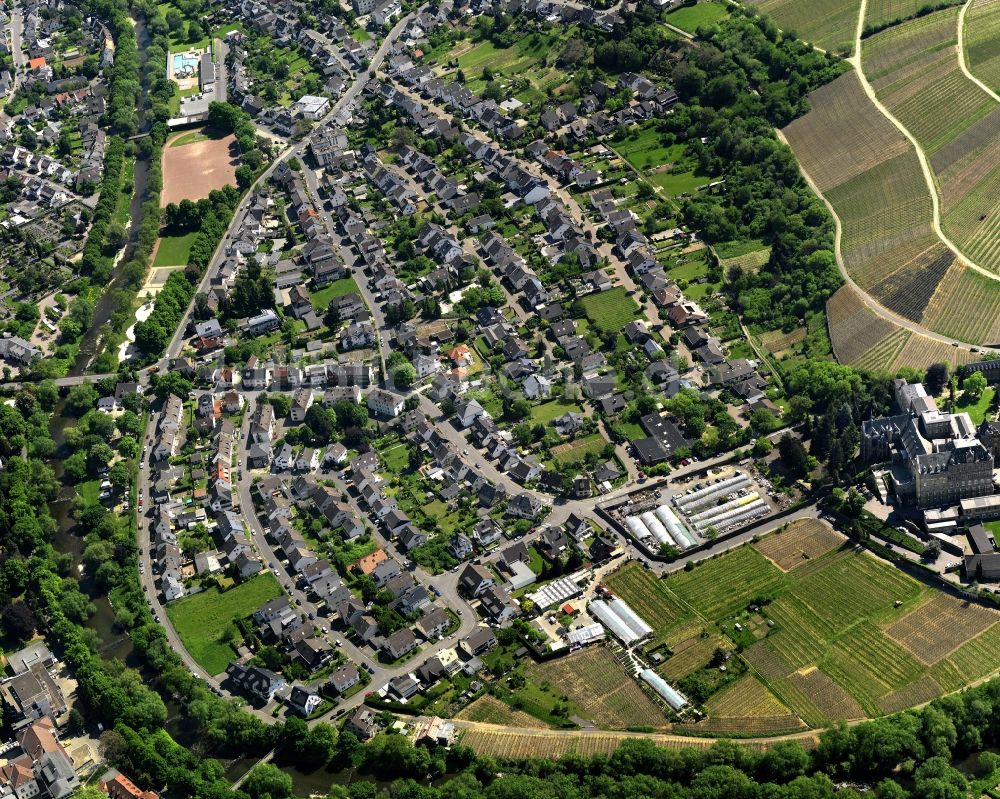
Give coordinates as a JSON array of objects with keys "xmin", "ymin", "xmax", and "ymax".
[
  {"xmin": 166, "ymin": 573, "xmax": 282, "ymax": 676},
  {"xmin": 161, "ymin": 129, "xmax": 238, "ymax": 206},
  {"xmin": 605, "ymin": 526, "xmax": 1000, "ymax": 730}
]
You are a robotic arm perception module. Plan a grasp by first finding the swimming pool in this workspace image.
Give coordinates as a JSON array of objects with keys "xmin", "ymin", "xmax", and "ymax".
[{"xmin": 172, "ymin": 53, "xmax": 198, "ymax": 74}]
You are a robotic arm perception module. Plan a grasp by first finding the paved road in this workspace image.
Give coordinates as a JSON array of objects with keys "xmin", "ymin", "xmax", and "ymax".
[
  {"xmin": 135, "ymin": 408, "xmax": 275, "ymax": 721},
  {"xmin": 300, "ymin": 164, "xmax": 391, "ymax": 376},
  {"xmin": 164, "ymin": 9, "xmax": 420, "ymax": 362}
]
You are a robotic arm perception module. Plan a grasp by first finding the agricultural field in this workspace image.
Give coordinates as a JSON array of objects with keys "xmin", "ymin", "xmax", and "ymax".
[
  {"xmin": 665, "ymin": 547, "xmax": 788, "ymax": 620},
  {"xmin": 752, "ymin": 519, "xmax": 845, "ymax": 572},
  {"xmin": 864, "ymin": 0, "xmax": 962, "ymax": 30},
  {"xmin": 658, "ymin": 634, "xmax": 726, "ymax": 680},
  {"xmin": 825, "ymin": 283, "xmax": 979, "ymax": 371},
  {"xmin": 610, "ymin": 529, "xmax": 1000, "ymax": 730},
  {"xmin": 758, "ymin": 327, "xmax": 806, "ymax": 356},
  {"xmin": 165, "ymin": 573, "xmax": 282, "ymax": 676},
  {"xmin": 457, "ymin": 728, "xmax": 726, "ymax": 759},
  {"xmin": 718, "ymin": 244, "xmax": 771, "ymax": 274},
  {"xmin": 746, "ymin": 0, "xmax": 860, "ymax": 54},
  {"xmin": 863, "ymin": 8, "xmax": 993, "ymax": 155},
  {"xmin": 456, "ymin": 696, "xmax": 549, "ymax": 728},
  {"xmin": 919, "ymin": 264, "xmax": 1000, "ymax": 344},
  {"xmin": 690, "ymin": 676, "xmax": 806, "ymax": 735},
  {"xmin": 525, "ymin": 647, "xmax": 670, "ymax": 729},
  {"xmin": 548, "ymin": 432, "xmax": 609, "ymax": 466},
  {"xmin": 862, "ymin": 7, "xmax": 1000, "ymax": 275},
  {"xmin": 782, "ymin": 72, "xmax": 939, "ymax": 297},
  {"xmin": 884, "ymin": 592, "xmax": 999, "ymax": 664},
  {"xmin": 579, "ymin": 287, "xmax": 641, "ymax": 334},
  {"xmin": 964, "ymin": 0, "xmax": 1000, "ymax": 91},
  {"xmin": 776, "ymin": 668, "xmax": 866, "ymax": 727},
  {"xmin": 603, "ymin": 564, "xmax": 693, "ymax": 647}
]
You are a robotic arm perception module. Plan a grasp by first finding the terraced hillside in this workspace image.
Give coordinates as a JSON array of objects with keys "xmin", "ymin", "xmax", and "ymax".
[
  {"xmin": 862, "ymin": 7, "xmax": 1000, "ymax": 274},
  {"xmin": 826, "ymin": 284, "xmax": 981, "ymax": 370},
  {"xmin": 746, "ymin": 0, "xmax": 860, "ymax": 53},
  {"xmin": 781, "ymin": 73, "xmax": 945, "ymax": 313},
  {"xmin": 964, "ymin": 0, "xmax": 1000, "ymax": 91}
]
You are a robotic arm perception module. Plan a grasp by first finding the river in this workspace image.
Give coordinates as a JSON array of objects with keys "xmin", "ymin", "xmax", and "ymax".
[{"xmin": 70, "ymin": 18, "xmax": 152, "ymax": 375}]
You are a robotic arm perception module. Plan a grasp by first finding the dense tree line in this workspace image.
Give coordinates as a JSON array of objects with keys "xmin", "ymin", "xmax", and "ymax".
[
  {"xmin": 653, "ymin": 10, "xmax": 848, "ymax": 331},
  {"xmin": 79, "ymin": 137, "xmax": 129, "ymax": 283},
  {"xmin": 134, "ymin": 271, "xmax": 196, "ymax": 356},
  {"xmin": 208, "ymin": 102, "xmax": 267, "ymax": 188}
]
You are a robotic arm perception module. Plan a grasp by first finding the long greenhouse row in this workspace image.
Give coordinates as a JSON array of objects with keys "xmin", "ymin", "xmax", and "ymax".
[
  {"xmin": 625, "ymin": 505, "xmax": 698, "ymax": 550},
  {"xmin": 674, "ymin": 474, "xmax": 752, "ymax": 512}
]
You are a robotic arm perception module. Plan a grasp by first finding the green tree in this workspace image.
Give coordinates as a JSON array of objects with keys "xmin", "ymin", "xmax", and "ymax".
[{"xmin": 963, "ymin": 370, "xmax": 988, "ymax": 402}]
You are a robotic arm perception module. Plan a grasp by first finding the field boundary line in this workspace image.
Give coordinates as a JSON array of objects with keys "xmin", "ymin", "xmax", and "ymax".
[
  {"xmin": 850, "ymin": 0, "xmax": 1000, "ymax": 286},
  {"xmin": 957, "ymin": 0, "xmax": 1000, "ymax": 103}
]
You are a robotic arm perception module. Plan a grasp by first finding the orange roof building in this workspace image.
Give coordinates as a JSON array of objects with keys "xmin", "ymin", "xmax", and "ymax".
[
  {"xmin": 448, "ymin": 344, "xmax": 473, "ymax": 367},
  {"xmin": 103, "ymin": 773, "xmax": 160, "ymax": 799},
  {"xmin": 354, "ymin": 548, "xmax": 387, "ymax": 575},
  {"xmin": 28, "ymin": 56, "xmax": 47, "ymax": 69}
]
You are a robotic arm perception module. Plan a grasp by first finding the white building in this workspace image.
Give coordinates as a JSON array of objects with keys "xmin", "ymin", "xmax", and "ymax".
[
  {"xmin": 367, "ymin": 389, "xmax": 405, "ymax": 418},
  {"xmin": 295, "ymin": 95, "xmax": 331, "ymax": 121}
]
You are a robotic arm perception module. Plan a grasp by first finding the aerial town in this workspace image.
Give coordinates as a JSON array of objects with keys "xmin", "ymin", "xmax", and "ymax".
[{"xmin": 3, "ymin": 0, "xmax": 1000, "ymax": 797}]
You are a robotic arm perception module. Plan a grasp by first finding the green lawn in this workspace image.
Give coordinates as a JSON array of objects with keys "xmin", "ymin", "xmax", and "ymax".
[
  {"xmin": 169, "ymin": 130, "xmax": 209, "ymax": 148},
  {"xmin": 78, "ymin": 479, "xmax": 101, "ymax": 504},
  {"xmin": 613, "ymin": 129, "xmax": 679, "ymax": 172},
  {"xmin": 351, "ymin": 26, "xmax": 371, "ymax": 42},
  {"xmin": 579, "ymin": 287, "xmax": 641, "ymax": 334},
  {"xmin": 166, "ymin": 573, "xmax": 282, "ymax": 676},
  {"xmin": 549, "ymin": 432, "xmax": 609, "ymax": 466},
  {"xmin": 310, "ymin": 277, "xmax": 361, "ymax": 312},
  {"xmin": 957, "ymin": 387, "xmax": 995, "ymax": 425},
  {"xmin": 382, "ymin": 443, "xmax": 411, "ymax": 472},
  {"xmin": 665, "ymin": 1, "xmax": 729, "ymax": 33},
  {"xmin": 649, "ymin": 168, "xmax": 715, "ymax": 196},
  {"xmin": 153, "ymin": 231, "xmax": 199, "ymax": 267},
  {"xmin": 530, "ymin": 398, "xmax": 583, "ymax": 423}
]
